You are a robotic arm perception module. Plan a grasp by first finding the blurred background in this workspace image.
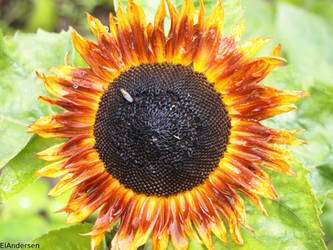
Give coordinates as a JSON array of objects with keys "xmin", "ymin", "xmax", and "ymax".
[
  {"xmin": 1, "ymin": 0, "xmax": 333, "ymax": 36},
  {"xmin": 0, "ymin": 0, "xmax": 333, "ymax": 249},
  {"xmin": 0, "ymin": 0, "xmax": 114, "ymax": 36}
]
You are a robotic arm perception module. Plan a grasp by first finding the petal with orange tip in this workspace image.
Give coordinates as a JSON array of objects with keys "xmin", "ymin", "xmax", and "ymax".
[
  {"xmin": 217, "ymin": 156, "xmax": 278, "ymax": 200},
  {"xmin": 71, "ymin": 30, "xmax": 120, "ymax": 81},
  {"xmin": 36, "ymin": 160, "xmax": 69, "ymax": 178},
  {"xmin": 88, "ymin": 191, "xmax": 128, "ymax": 237},
  {"xmin": 126, "ymin": 0, "xmax": 149, "ymax": 63},
  {"xmin": 166, "ymin": 0, "xmax": 195, "ymax": 64},
  {"xmin": 90, "ymin": 234, "xmax": 105, "ymax": 250},
  {"xmin": 86, "ymin": 13, "xmax": 126, "ymax": 71},
  {"xmin": 111, "ymin": 196, "xmax": 142, "ymax": 250},
  {"xmin": 133, "ymin": 198, "xmax": 161, "ymax": 249},
  {"xmin": 226, "ymin": 84, "xmax": 308, "ymax": 106},
  {"xmin": 195, "ymin": 188, "xmax": 227, "ymax": 244},
  {"xmin": 66, "ymin": 179, "xmax": 119, "ymax": 224},
  {"xmin": 49, "ymin": 65, "xmax": 109, "ymax": 91},
  {"xmin": 168, "ymin": 197, "xmax": 189, "ymax": 250},
  {"xmin": 231, "ymin": 120, "xmax": 306, "ymax": 146},
  {"xmin": 238, "ymin": 37, "xmax": 271, "ymax": 59},
  {"xmin": 207, "ymin": 180, "xmax": 245, "ymax": 245},
  {"xmin": 36, "ymin": 70, "xmax": 100, "ymax": 109},
  {"xmin": 150, "ymin": 0, "xmax": 167, "ymax": 63},
  {"xmin": 214, "ymin": 56, "xmax": 285, "ymax": 93},
  {"xmin": 193, "ymin": 0, "xmax": 225, "ymax": 72},
  {"xmin": 48, "ymin": 163, "xmax": 104, "ymax": 197},
  {"xmin": 38, "ymin": 96, "xmax": 95, "ymax": 113},
  {"xmin": 28, "ymin": 113, "xmax": 93, "ymax": 138},
  {"xmin": 36, "ymin": 134, "xmax": 94, "ymax": 161},
  {"xmin": 185, "ymin": 191, "xmax": 214, "ymax": 249},
  {"xmin": 113, "ymin": 6, "xmax": 141, "ymax": 67}
]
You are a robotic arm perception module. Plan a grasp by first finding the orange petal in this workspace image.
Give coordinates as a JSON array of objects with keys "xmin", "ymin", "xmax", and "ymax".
[
  {"xmin": 36, "ymin": 160, "xmax": 69, "ymax": 177},
  {"xmin": 238, "ymin": 37, "xmax": 271, "ymax": 59},
  {"xmin": 239, "ymin": 188, "xmax": 267, "ymax": 215},
  {"xmin": 176, "ymin": 194, "xmax": 202, "ymax": 244},
  {"xmin": 35, "ymin": 71, "xmax": 100, "ymax": 109},
  {"xmin": 36, "ymin": 134, "xmax": 94, "ymax": 161},
  {"xmin": 166, "ymin": 0, "xmax": 195, "ymax": 64},
  {"xmin": 168, "ymin": 197, "xmax": 189, "ymax": 250},
  {"xmin": 231, "ymin": 120, "xmax": 306, "ymax": 146},
  {"xmin": 126, "ymin": 0, "xmax": 149, "ymax": 63},
  {"xmin": 66, "ymin": 178, "xmax": 119, "ymax": 223},
  {"xmin": 214, "ymin": 56, "xmax": 284, "ymax": 93},
  {"xmin": 133, "ymin": 197, "xmax": 161, "ymax": 248},
  {"xmin": 111, "ymin": 195, "xmax": 142, "ymax": 250},
  {"xmin": 49, "ymin": 163, "xmax": 104, "ymax": 197},
  {"xmin": 88, "ymin": 189, "xmax": 129, "ymax": 236},
  {"xmin": 193, "ymin": 0, "xmax": 226, "ymax": 72},
  {"xmin": 218, "ymin": 154, "xmax": 278, "ymax": 200},
  {"xmin": 90, "ymin": 233, "xmax": 105, "ymax": 250},
  {"xmin": 114, "ymin": 6, "xmax": 140, "ymax": 66},
  {"xmin": 150, "ymin": 0, "xmax": 167, "ymax": 63},
  {"xmin": 71, "ymin": 30, "xmax": 120, "ymax": 81},
  {"xmin": 50, "ymin": 65, "xmax": 108, "ymax": 91},
  {"xmin": 38, "ymin": 96, "xmax": 94, "ymax": 113},
  {"xmin": 185, "ymin": 191, "xmax": 214, "ymax": 249},
  {"xmin": 207, "ymin": 179, "xmax": 244, "ymax": 245},
  {"xmin": 28, "ymin": 113, "xmax": 93, "ymax": 138}
]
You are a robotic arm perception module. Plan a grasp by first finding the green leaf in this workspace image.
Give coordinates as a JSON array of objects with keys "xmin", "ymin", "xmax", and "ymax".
[
  {"xmin": 0, "ymin": 29, "xmax": 80, "ymax": 169},
  {"xmin": 232, "ymin": 162, "xmax": 324, "ymax": 249},
  {"xmin": 252, "ymin": 3, "xmax": 333, "ymax": 168},
  {"xmin": 31, "ymin": 223, "xmax": 106, "ymax": 250},
  {"xmin": 320, "ymin": 198, "xmax": 333, "ymax": 248},
  {"xmin": 308, "ymin": 164, "xmax": 333, "ymax": 207},
  {"xmin": 276, "ymin": 3, "xmax": 333, "ymax": 87},
  {"xmin": 0, "ymin": 215, "xmax": 48, "ymax": 243},
  {"xmin": 262, "ymin": 65, "xmax": 333, "ymax": 170},
  {"xmin": 246, "ymin": 2, "xmax": 333, "ymax": 209},
  {"xmin": 244, "ymin": 2, "xmax": 333, "ymax": 246},
  {"xmin": 0, "ymin": 135, "xmax": 64, "ymax": 203},
  {"xmin": 262, "ymin": 65, "xmax": 333, "ymax": 212}
]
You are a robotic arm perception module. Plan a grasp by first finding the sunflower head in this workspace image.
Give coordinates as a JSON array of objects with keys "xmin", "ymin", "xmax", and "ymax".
[{"xmin": 28, "ymin": 0, "xmax": 308, "ymax": 249}]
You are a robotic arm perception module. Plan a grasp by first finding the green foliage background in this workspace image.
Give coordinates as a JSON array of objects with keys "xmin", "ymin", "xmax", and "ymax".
[{"xmin": 0, "ymin": 0, "xmax": 333, "ymax": 249}]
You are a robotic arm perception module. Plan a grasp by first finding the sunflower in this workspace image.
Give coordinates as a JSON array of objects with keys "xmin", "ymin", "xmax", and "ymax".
[{"xmin": 28, "ymin": 0, "xmax": 308, "ymax": 249}]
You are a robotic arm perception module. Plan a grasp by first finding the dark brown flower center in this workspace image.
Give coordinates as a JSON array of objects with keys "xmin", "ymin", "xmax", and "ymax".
[{"xmin": 94, "ymin": 63, "xmax": 231, "ymax": 197}]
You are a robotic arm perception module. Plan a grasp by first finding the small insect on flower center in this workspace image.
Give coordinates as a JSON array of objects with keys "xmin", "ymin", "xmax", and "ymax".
[{"xmin": 94, "ymin": 63, "xmax": 231, "ymax": 197}]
